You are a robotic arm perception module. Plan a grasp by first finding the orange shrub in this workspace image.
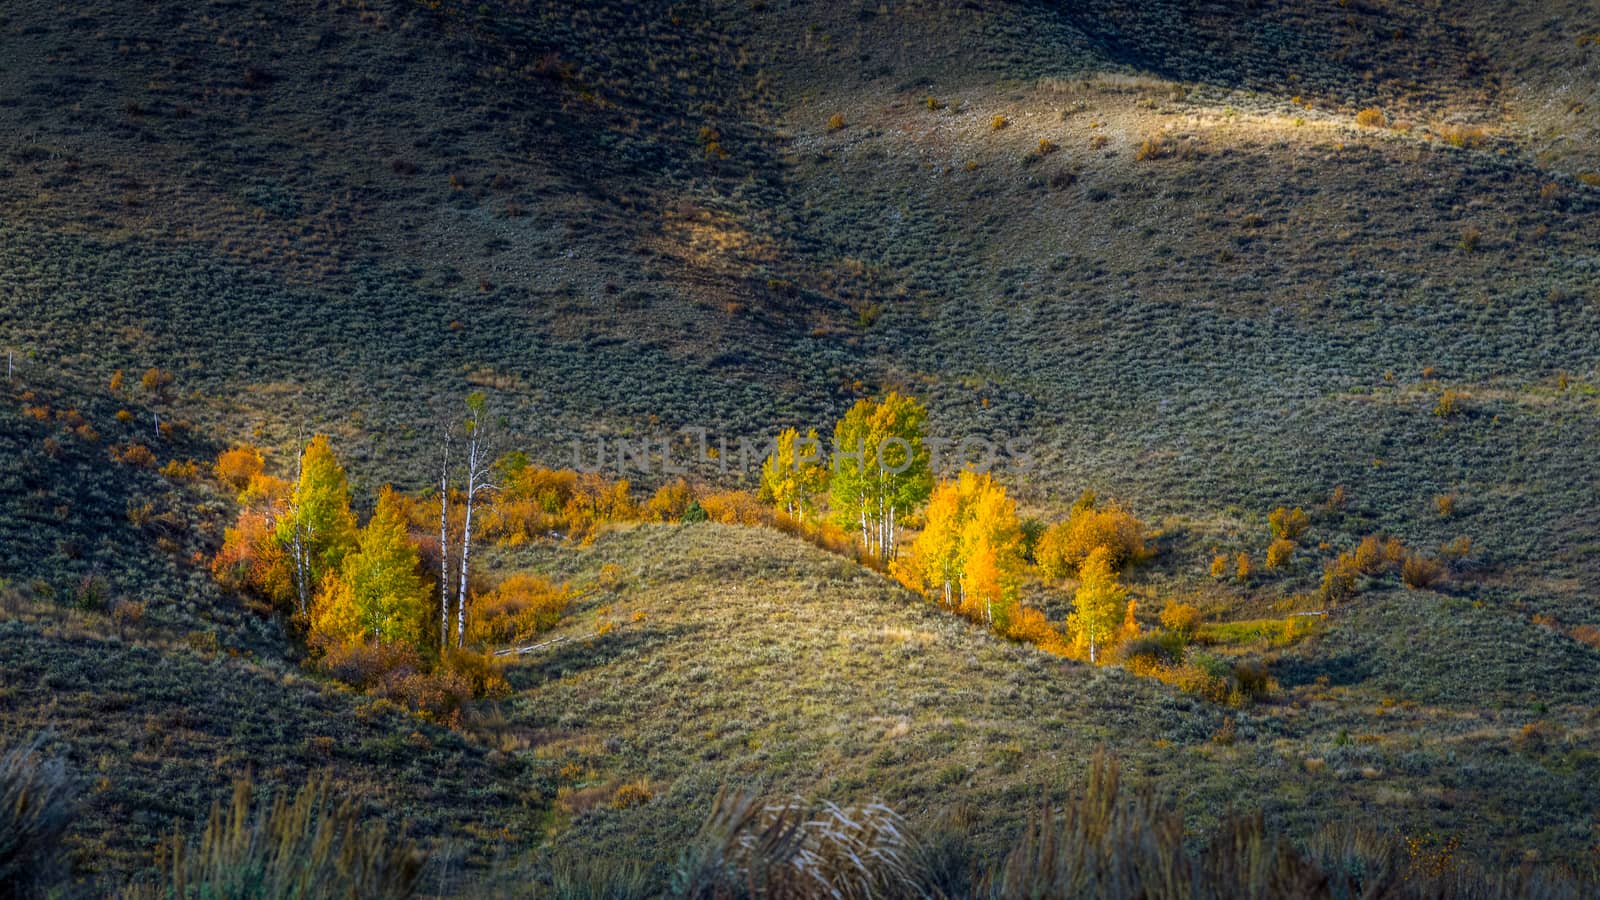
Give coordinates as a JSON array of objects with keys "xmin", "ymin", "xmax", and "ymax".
[
  {"xmin": 374, "ymin": 669, "xmax": 474, "ymax": 728},
  {"xmin": 161, "ymin": 459, "xmax": 199, "ymax": 481},
  {"xmin": 1401, "ymin": 554, "xmax": 1445, "ymax": 589},
  {"xmin": 214, "ymin": 445, "xmax": 265, "ymax": 492},
  {"xmin": 1319, "ymin": 553, "xmax": 1360, "ymax": 604},
  {"xmin": 1570, "ymin": 625, "xmax": 1600, "ymax": 650},
  {"xmin": 112, "ymin": 443, "xmax": 157, "ymax": 468},
  {"xmin": 1036, "ymin": 501, "xmax": 1147, "ymax": 578},
  {"xmin": 1003, "ymin": 606, "xmax": 1071, "ymax": 656},
  {"xmin": 1267, "ymin": 506, "xmax": 1309, "ymax": 541},
  {"xmin": 611, "ymin": 780, "xmax": 654, "ymax": 809},
  {"xmin": 1265, "ymin": 538, "xmax": 1296, "ymax": 570},
  {"xmin": 1352, "ymin": 535, "xmax": 1386, "ymax": 575},
  {"xmin": 645, "ymin": 477, "xmax": 693, "ymax": 522},
  {"xmin": 466, "ymin": 573, "xmax": 571, "ymax": 647},
  {"xmin": 440, "ymin": 649, "xmax": 510, "ymax": 700},
  {"xmin": 1235, "ymin": 552, "xmax": 1252, "ymax": 580},
  {"xmin": 1209, "ymin": 553, "xmax": 1229, "ymax": 578},
  {"xmin": 698, "ymin": 489, "xmax": 770, "ymax": 526},
  {"xmin": 1355, "ymin": 107, "xmax": 1386, "ymax": 127},
  {"xmin": 1159, "ymin": 601, "xmax": 1200, "ymax": 637},
  {"xmin": 1382, "ymin": 536, "xmax": 1407, "ymax": 566},
  {"xmin": 318, "ymin": 640, "xmax": 423, "ymax": 691}
]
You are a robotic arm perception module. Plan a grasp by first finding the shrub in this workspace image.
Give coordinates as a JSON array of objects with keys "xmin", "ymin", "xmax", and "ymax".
[
  {"xmin": 1232, "ymin": 660, "xmax": 1273, "ymax": 699},
  {"xmin": 317, "ymin": 640, "xmax": 423, "ymax": 691},
  {"xmin": 1003, "ymin": 606, "xmax": 1071, "ymax": 656},
  {"xmin": 1458, "ymin": 227, "xmax": 1482, "ymax": 252},
  {"xmin": 611, "ymin": 780, "xmax": 654, "ymax": 809},
  {"xmin": 1234, "ymin": 551, "xmax": 1252, "ymax": 581},
  {"xmin": 1437, "ymin": 124, "xmax": 1488, "ymax": 148},
  {"xmin": 1037, "ymin": 138, "xmax": 1058, "ymax": 155},
  {"xmin": 1433, "ymin": 389, "xmax": 1464, "ymax": 417},
  {"xmin": 111, "ymin": 598, "xmax": 145, "ymax": 638},
  {"xmin": 0, "ymin": 733, "xmax": 77, "ymax": 898},
  {"xmin": 1439, "ymin": 535, "xmax": 1474, "ymax": 564},
  {"xmin": 130, "ymin": 778, "xmax": 423, "ymax": 900},
  {"xmin": 680, "ymin": 500, "xmax": 709, "ymax": 524},
  {"xmin": 1352, "ymin": 535, "xmax": 1386, "ymax": 575},
  {"xmin": 1401, "ymin": 554, "xmax": 1445, "ymax": 590},
  {"xmin": 139, "ymin": 367, "xmax": 174, "ymax": 397},
  {"xmin": 1267, "ymin": 506, "xmax": 1309, "ymax": 541},
  {"xmin": 1355, "ymin": 107, "xmax": 1386, "ymax": 127},
  {"xmin": 214, "ymin": 445, "xmax": 265, "ymax": 492},
  {"xmin": 1435, "ymin": 493, "xmax": 1456, "ymax": 517},
  {"xmin": 1265, "ymin": 538, "xmax": 1296, "ymax": 570},
  {"xmin": 645, "ymin": 478, "xmax": 693, "ymax": 522},
  {"xmin": 1116, "ymin": 630, "xmax": 1185, "ymax": 667},
  {"xmin": 826, "ymin": 113, "xmax": 846, "ymax": 131},
  {"xmin": 597, "ymin": 563, "xmax": 626, "ymax": 592},
  {"xmin": 698, "ymin": 490, "xmax": 769, "ymax": 526},
  {"xmin": 441, "ymin": 649, "xmax": 510, "ymax": 700},
  {"xmin": 991, "ymin": 114, "xmax": 1009, "ymax": 131},
  {"xmin": 1209, "ymin": 553, "xmax": 1228, "ymax": 578},
  {"xmin": 1134, "ymin": 133, "xmax": 1173, "ymax": 161},
  {"xmin": 1319, "ymin": 554, "xmax": 1359, "ymax": 604},
  {"xmin": 1158, "ymin": 601, "xmax": 1200, "ymax": 638},
  {"xmin": 466, "ymin": 572, "xmax": 571, "ymax": 646},
  {"xmin": 1570, "ymin": 624, "xmax": 1600, "ymax": 650},
  {"xmin": 112, "ymin": 443, "xmax": 157, "ymax": 468},
  {"xmin": 160, "ymin": 458, "xmax": 199, "ymax": 481},
  {"xmin": 374, "ymin": 669, "xmax": 475, "ymax": 728},
  {"xmin": 1035, "ymin": 501, "xmax": 1147, "ymax": 578}
]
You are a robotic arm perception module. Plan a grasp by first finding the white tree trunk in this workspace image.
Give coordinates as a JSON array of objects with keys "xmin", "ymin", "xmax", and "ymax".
[
  {"xmin": 290, "ymin": 441, "xmax": 309, "ymax": 616},
  {"xmin": 456, "ymin": 458, "xmax": 475, "ymax": 650},
  {"xmin": 438, "ymin": 434, "xmax": 451, "ymax": 651}
]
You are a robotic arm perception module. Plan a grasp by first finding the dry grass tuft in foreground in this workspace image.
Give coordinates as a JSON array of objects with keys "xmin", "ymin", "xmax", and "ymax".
[
  {"xmin": 126, "ymin": 778, "xmax": 425, "ymax": 900},
  {"xmin": 0, "ymin": 733, "xmax": 77, "ymax": 898}
]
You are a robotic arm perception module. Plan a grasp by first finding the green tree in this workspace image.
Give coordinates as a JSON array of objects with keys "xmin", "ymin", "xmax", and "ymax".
[
  {"xmin": 312, "ymin": 487, "xmax": 428, "ymax": 646},
  {"xmin": 759, "ymin": 427, "xmax": 829, "ymax": 518},
  {"xmin": 278, "ymin": 435, "xmax": 357, "ymax": 616},
  {"xmin": 829, "ymin": 393, "xmax": 932, "ymax": 560}
]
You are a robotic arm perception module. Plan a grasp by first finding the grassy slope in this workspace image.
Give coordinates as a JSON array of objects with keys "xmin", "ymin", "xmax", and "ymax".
[
  {"xmin": 0, "ymin": 0, "xmax": 1598, "ymax": 888},
  {"xmin": 488, "ymin": 524, "xmax": 1600, "ymax": 889}
]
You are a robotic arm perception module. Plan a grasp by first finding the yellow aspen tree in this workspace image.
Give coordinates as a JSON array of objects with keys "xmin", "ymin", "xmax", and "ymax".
[
  {"xmin": 958, "ymin": 472, "xmax": 1023, "ymax": 630},
  {"xmin": 760, "ymin": 427, "xmax": 828, "ymax": 518},
  {"xmin": 1070, "ymin": 546, "xmax": 1127, "ymax": 663},
  {"xmin": 900, "ymin": 477, "xmax": 966, "ymax": 609}
]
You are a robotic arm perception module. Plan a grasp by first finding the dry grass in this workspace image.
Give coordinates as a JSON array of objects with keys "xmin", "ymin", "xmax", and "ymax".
[
  {"xmin": 0, "ymin": 733, "xmax": 77, "ymax": 897},
  {"xmin": 127, "ymin": 777, "xmax": 424, "ymax": 900}
]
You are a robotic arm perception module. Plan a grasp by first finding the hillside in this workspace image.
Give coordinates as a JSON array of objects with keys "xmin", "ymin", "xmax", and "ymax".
[
  {"xmin": 2, "ymin": 0, "xmax": 1599, "ymax": 894},
  {"xmin": 490, "ymin": 524, "xmax": 1600, "ymax": 888}
]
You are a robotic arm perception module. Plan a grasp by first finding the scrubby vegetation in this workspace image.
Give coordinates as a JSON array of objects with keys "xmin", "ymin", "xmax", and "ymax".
[{"xmin": 3, "ymin": 0, "xmax": 1600, "ymax": 893}]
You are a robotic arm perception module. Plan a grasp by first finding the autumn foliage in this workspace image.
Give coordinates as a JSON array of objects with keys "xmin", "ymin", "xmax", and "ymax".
[
  {"xmin": 1035, "ymin": 496, "xmax": 1147, "ymax": 579},
  {"xmin": 466, "ymin": 573, "xmax": 572, "ymax": 646},
  {"xmin": 894, "ymin": 471, "xmax": 1025, "ymax": 629}
]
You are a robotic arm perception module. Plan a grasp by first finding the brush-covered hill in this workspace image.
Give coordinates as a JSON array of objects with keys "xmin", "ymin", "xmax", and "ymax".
[
  {"xmin": 2, "ymin": 0, "xmax": 1600, "ymax": 892},
  {"xmin": 487, "ymin": 523, "xmax": 1600, "ymax": 890}
]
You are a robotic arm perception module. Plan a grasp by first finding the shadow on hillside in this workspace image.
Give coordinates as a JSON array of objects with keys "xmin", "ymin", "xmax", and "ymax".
[
  {"xmin": 1270, "ymin": 648, "xmax": 1375, "ymax": 689},
  {"xmin": 501, "ymin": 621, "xmax": 701, "ymax": 689},
  {"xmin": 1041, "ymin": 0, "xmax": 1491, "ymax": 108}
]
